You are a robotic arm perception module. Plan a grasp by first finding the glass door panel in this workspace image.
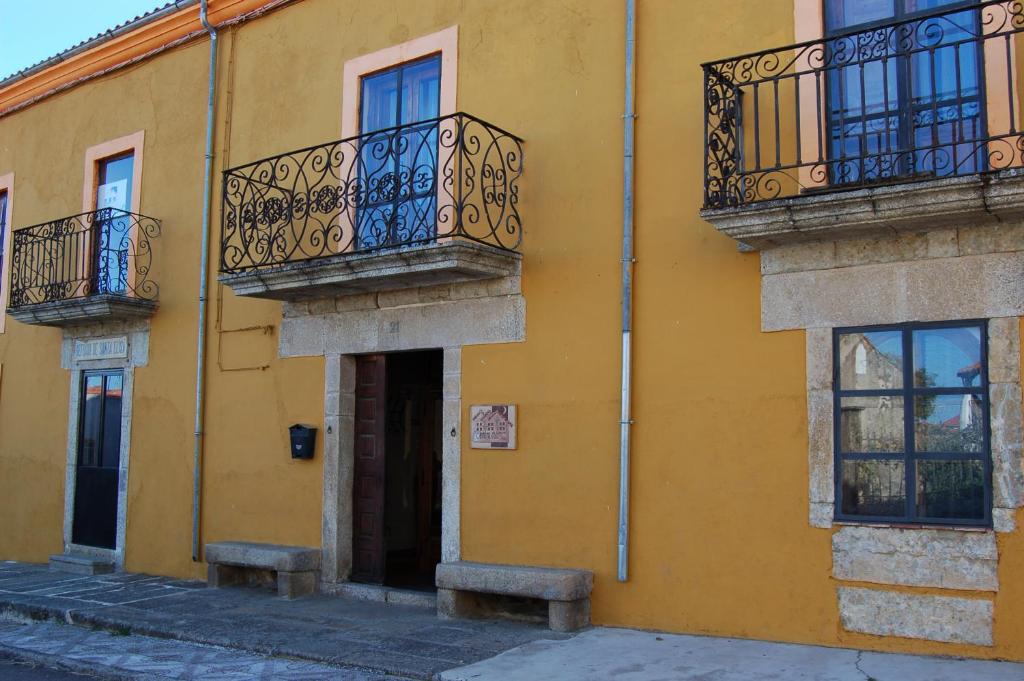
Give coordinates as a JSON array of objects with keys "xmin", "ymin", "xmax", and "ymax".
[
  {"xmin": 72, "ymin": 371, "xmax": 124, "ymax": 549},
  {"xmin": 358, "ymin": 55, "xmax": 441, "ymax": 249},
  {"xmin": 0, "ymin": 191, "xmax": 7, "ymax": 281},
  {"xmin": 825, "ymin": 0, "xmax": 983, "ymax": 184},
  {"xmin": 94, "ymin": 154, "xmax": 134, "ymax": 294}
]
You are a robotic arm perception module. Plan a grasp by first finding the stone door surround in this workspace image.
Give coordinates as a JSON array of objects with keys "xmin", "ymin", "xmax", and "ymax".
[
  {"xmin": 60, "ymin": 320, "xmax": 150, "ymax": 570},
  {"xmin": 278, "ymin": 275, "xmax": 525, "ymax": 586}
]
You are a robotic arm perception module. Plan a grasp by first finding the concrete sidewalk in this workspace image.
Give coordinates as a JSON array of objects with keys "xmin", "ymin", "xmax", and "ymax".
[
  {"xmin": 3, "ymin": 560, "xmax": 1024, "ymax": 680},
  {"xmin": 439, "ymin": 628, "xmax": 1024, "ymax": 681},
  {"xmin": 0, "ymin": 561, "xmax": 562, "ymax": 679}
]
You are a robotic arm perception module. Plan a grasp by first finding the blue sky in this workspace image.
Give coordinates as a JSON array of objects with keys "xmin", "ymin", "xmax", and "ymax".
[{"xmin": 0, "ymin": 1, "xmax": 165, "ymax": 79}]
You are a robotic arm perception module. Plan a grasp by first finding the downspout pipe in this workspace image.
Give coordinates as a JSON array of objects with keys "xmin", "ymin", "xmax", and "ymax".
[
  {"xmin": 192, "ymin": 0, "xmax": 218, "ymax": 562},
  {"xmin": 617, "ymin": 0, "xmax": 636, "ymax": 583}
]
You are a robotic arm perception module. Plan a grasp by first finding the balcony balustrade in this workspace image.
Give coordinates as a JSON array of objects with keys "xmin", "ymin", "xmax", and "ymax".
[
  {"xmin": 219, "ymin": 112, "xmax": 523, "ymax": 300},
  {"xmin": 8, "ymin": 208, "xmax": 160, "ymax": 326},
  {"xmin": 701, "ymin": 1, "xmax": 1024, "ymax": 246}
]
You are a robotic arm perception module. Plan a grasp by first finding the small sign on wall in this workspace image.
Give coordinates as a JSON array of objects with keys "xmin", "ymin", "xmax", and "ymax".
[
  {"xmin": 97, "ymin": 179, "xmax": 128, "ymax": 211},
  {"xmin": 73, "ymin": 336, "xmax": 129, "ymax": 362},
  {"xmin": 470, "ymin": 404, "xmax": 517, "ymax": 450}
]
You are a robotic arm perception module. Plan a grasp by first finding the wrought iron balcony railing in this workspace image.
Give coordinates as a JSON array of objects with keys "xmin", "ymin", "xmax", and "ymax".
[
  {"xmin": 220, "ymin": 112, "xmax": 524, "ymax": 274},
  {"xmin": 9, "ymin": 208, "xmax": 161, "ymax": 308},
  {"xmin": 703, "ymin": 0, "xmax": 1024, "ymax": 210}
]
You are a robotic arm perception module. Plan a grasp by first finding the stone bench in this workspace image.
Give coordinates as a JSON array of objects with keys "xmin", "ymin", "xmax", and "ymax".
[
  {"xmin": 435, "ymin": 561, "xmax": 593, "ymax": 632},
  {"xmin": 205, "ymin": 541, "xmax": 320, "ymax": 599}
]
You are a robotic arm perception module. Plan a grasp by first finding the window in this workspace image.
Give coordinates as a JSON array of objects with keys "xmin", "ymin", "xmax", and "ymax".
[
  {"xmin": 0, "ymin": 190, "xmax": 7, "ymax": 286},
  {"xmin": 357, "ymin": 55, "xmax": 441, "ymax": 250},
  {"xmin": 72, "ymin": 370, "xmax": 124, "ymax": 549},
  {"xmin": 834, "ymin": 321, "xmax": 990, "ymax": 526},
  {"xmin": 0, "ymin": 173, "xmax": 11, "ymax": 332},
  {"xmin": 825, "ymin": 0, "xmax": 984, "ymax": 184},
  {"xmin": 93, "ymin": 153, "xmax": 135, "ymax": 295}
]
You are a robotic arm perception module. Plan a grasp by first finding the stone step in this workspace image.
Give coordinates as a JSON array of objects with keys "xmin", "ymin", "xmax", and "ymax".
[
  {"xmin": 48, "ymin": 553, "xmax": 114, "ymax": 576},
  {"xmin": 323, "ymin": 581, "xmax": 437, "ymax": 609}
]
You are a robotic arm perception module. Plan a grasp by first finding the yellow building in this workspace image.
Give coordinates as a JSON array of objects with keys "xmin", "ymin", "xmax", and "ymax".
[{"xmin": 1, "ymin": 0, "xmax": 1023, "ymax": 661}]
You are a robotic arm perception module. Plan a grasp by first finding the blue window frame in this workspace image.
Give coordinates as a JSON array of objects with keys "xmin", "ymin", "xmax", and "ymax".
[
  {"xmin": 825, "ymin": 0, "xmax": 985, "ymax": 184},
  {"xmin": 357, "ymin": 55, "xmax": 441, "ymax": 250},
  {"xmin": 834, "ymin": 320, "xmax": 991, "ymax": 526},
  {"xmin": 0, "ymin": 191, "xmax": 7, "ymax": 290},
  {"xmin": 93, "ymin": 153, "xmax": 135, "ymax": 295}
]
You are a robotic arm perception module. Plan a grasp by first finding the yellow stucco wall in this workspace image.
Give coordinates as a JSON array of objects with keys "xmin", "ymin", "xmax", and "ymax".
[
  {"xmin": 0, "ymin": 36, "xmax": 326, "ymax": 580},
  {"xmin": 0, "ymin": 0, "xmax": 1021, "ymax": 663}
]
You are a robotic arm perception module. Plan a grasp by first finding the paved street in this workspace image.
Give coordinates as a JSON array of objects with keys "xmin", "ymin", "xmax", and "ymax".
[
  {"xmin": 0, "ymin": 620, "xmax": 396, "ymax": 680},
  {"xmin": 0, "ymin": 658, "xmax": 101, "ymax": 680}
]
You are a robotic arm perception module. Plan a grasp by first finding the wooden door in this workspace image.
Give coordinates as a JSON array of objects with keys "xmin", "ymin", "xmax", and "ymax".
[
  {"xmin": 351, "ymin": 355, "xmax": 387, "ymax": 583},
  {"xmin": 71, "ymin": 371, "xmax": 123, "ymax": 549}
]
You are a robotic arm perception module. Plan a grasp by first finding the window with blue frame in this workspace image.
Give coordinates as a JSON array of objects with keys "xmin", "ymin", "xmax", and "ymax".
[
  {"xmin": 93, "ymin": 153, "xmax": 134, "ymax": 295},
  {"xmin": 834, "ymin": 321, "xmax": 991, "ymax": 526},
  {"xmin": 0, "ymin": 191, "xmax": 7, "ymax": 292},
  {"xmin": 357, "ymin": 55, "xmax": 441, "ymax": 250},
  {"xmin": 825, "ymin": 0, "xmax": 984, "ymax": 184}
]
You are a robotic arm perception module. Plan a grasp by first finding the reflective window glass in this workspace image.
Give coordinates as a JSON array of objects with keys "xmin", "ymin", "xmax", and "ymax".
[
  {"xmin": 840, "ymin": 396, "xmax": 905, "ymax": 453},
  {"xmin": 915, "ymin": 394, "xmax": 984, "ymax": 453},
  {"xmin": 0, "ymin": 191, "xmax": 7, "ymax": 282},
  {"xmin": 835, "ymin": 322, "xmax": 990, "ymax": 525},
  {"xmin": 913, "ymin": 326, "xmax": 983, "ymax": 388},
  {"xmin": 916, "ymin": 459, "xmax": 985, "ymax": 519},
  {"xmin": 838, "ymin": 331, "xmax": 903, "ymax": 390},
  {"xmin": 841, "ymin": 459, "xmax": 906, "ymax": 517},
  {"xmin": 79, "ymin": 375, "xmax": 104, "ymax": 468}
]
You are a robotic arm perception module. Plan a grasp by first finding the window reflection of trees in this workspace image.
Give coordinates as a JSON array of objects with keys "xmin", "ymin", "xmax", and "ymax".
[{"xmin": 842, "ymin": 460, "xmax": 905, "ymax": 517}]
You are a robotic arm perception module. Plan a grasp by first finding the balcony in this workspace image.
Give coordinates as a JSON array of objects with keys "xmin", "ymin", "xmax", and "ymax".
[
  {"xmin": 701, "ymin": 1, "xmax": 1024, "ymax": 248},
  {"xmin": 219, "ymin": 112, "xmax": 523, "ymax": 301},
  {"xmin": 8, "ymin": 208, "xmax": 161, "ymax": 327}
]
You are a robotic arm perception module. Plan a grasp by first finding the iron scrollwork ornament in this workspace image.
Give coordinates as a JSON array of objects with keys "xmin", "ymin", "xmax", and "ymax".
[{"xmin": 220, "ymin": 112, "xmax": 523, "ymax": 273}]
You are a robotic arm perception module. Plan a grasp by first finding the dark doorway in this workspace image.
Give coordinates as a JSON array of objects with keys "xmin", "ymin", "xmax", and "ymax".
[
  {"xmin": 351, "ymin": 351, "xmax": 443, "ymax": 591},
  {"xmin": 71, "ymin": 370, "xmax": 123, "ymax": 549}
]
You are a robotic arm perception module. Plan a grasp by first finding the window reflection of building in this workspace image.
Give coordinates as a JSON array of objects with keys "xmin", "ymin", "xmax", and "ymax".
[
  {"xmin": 835, "ymin": 323, "xmax": 989, "ymax": 523},
  {"xmin": 840, "ymin": 334, "xmax": 903, "ymax": 453}
]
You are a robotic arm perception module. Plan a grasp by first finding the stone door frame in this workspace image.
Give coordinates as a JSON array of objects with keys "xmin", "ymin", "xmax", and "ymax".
[
  {"xmin": 275, "ymin": 270, "xmax": 525, "ymax": 588},
  {"xmin": 60, "ymin": 323, "xmax": 150, "ymax": 570}
]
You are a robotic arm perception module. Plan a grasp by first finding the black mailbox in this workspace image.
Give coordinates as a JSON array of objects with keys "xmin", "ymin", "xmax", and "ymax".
[{"xmin": 289, "ymin": 424, "xmax": 317, "ymax": 460}]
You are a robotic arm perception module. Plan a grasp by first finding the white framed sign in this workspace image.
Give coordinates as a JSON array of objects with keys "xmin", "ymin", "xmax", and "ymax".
[
  {"xmin": 97, "ymin": 179, "xmax": 128, "ymax": 211},
  {"xmin": 470, "ymin": 404, "xmax": 517, "ymax": 450}
]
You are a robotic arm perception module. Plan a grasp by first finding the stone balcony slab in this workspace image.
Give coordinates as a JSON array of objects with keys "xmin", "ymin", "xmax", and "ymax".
[
  {"xmin": 700, "ymin": 169, "xmax": 1024, "ymax": 249},
  {"xmin": 8, "ymin": 294, "xmax": 158, "ymax": 328},
  {"xmin": 219, "ymin": 241, "xmax": 521, "ymax": 302}
]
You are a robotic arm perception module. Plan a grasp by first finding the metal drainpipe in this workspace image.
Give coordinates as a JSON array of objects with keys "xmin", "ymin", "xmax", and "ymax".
[
  {"xmin": 192, "ymin": 0, "xmax": 218, "ymax": 562},
  {"xmin": 617, "ymin": 0, "xmax": 636, "ymax": 583}
]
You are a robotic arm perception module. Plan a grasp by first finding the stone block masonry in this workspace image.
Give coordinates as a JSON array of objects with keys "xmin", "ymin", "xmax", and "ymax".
[
  {"xmin": 832, "ymin": 526, "xmax": 998, "ymax": 592},
  {"xmin": 838, "ymin": 587, "xmax": 993, "ymax": 646}
]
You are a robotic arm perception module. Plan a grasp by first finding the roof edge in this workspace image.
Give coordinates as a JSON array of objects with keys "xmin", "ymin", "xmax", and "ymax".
[
  {"xmin": 0, "ymin": 1, "xmax": 199, "ymax": 87},
  {"xmin": 0, "ymin": 0, "xmax": 289, "ymax": 118}
]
